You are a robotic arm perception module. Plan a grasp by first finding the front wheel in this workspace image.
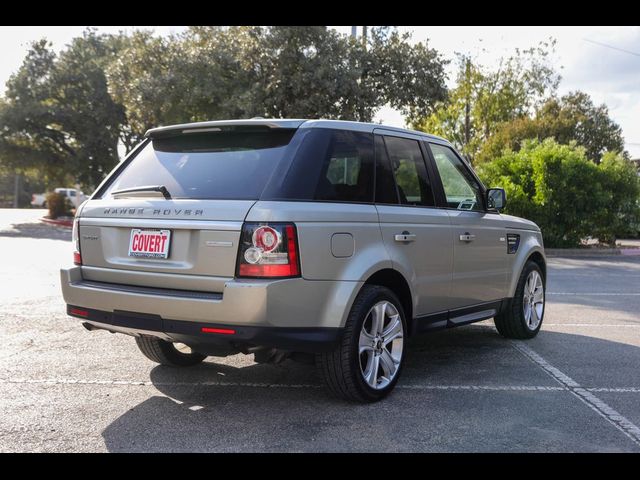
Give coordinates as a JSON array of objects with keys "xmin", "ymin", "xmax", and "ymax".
[
  {"xmin": 317, "ymin": 285, "xmax": 407, "ymax": 403},
  {"xmin": 135, "ymin": 335, "xmax": 206, "ymax": 367},
  {"xmin": 494, "ymin": 261, "xmax": 545, "ymax": 339}
]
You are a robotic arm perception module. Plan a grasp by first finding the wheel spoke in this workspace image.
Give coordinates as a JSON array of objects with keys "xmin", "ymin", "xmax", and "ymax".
[
  {"xmin": 382, "ymin": 316, "xmax": 403, "ymax": 346},
  {"xmin": 523, "ymin": 302, "xmax": 531, "ymax": 323},
  {"xmin": 372, "ymin": 302, "xmax": 387, "ymax": 335},
  {"xmin": 359, "ymin": 329, "xmax": 374, "ymax": 354},
  {"xmin": 530, "ymin": 301, "xmax": 539, "ymax": 327},
  {"xmin": 363, "ymin": 352, "xmax": 380, "ymax": 387},
  {"xmin": 379, "ymin": 348, "xmax": 397, "ymax": 379},
  {"xmin": 533, "ymin": 288, "xmax": 544, "ymax": 304}
]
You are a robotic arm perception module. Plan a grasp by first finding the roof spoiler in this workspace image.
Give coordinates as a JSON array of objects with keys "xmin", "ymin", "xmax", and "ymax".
[{"xmin": 145, "ymin": 119, "xmax": 307, "ymax": 138}]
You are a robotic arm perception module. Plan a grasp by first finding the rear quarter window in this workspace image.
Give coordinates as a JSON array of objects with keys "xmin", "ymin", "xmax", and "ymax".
[{"xmin": 261, "ymin": 129, "xmax": 375, "ymax": 203}]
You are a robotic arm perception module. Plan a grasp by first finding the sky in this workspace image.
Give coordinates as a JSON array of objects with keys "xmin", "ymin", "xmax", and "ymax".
[{"xmin": 1, "ymin": 25, "xmax": 639, "ymax": 158}]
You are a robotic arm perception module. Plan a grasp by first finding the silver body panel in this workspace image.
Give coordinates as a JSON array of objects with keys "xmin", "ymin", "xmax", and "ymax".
[
  {"xmin": 375, "ymin": 205, "xmax": 453, "ymax": 315},
  {"xmin": 448, "ymin": 210, "xmax": 508, "ymax": 306}
]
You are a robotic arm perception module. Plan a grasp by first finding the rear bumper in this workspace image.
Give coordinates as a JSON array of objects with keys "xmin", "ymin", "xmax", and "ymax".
[
  {"xmin": 67, "ymin": 305, "xmax": 342, "ymax": 353},
  {"xmin": 60, "ymin": 266, "xmax": 358, "ymax": 352}
]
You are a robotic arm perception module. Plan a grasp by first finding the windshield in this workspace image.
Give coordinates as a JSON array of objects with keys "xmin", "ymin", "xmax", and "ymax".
[{"xmin": 101, "ymin": 128, "xmax": 296, "ymax": 200}]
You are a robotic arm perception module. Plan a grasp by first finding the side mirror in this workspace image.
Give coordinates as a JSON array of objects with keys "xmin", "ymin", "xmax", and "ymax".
[{"xmin": 487, "ymin": 188, "xmax": 507, "ymax": 211}]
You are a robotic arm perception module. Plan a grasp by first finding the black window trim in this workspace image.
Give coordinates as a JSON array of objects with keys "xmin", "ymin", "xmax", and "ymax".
[
  {"xmin": 424, "ymin": 141, "xmax": 490, "ymax": 212},
  {"xmin": 373, "ymin": 134, "xmax": 399, "ymax": 205},
  {"xmin": 373, "ymin": 132, "xmax": 438, "ymax": 210}
]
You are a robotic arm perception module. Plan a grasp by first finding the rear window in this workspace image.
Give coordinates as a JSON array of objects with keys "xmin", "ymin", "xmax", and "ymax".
[
  {"xmin": 261, "ymin": 129, "xmax": 374, "ymax": 203},
  {"xmin": 101, "ymin": 128, "xmax": 296, "ymax": 200}
]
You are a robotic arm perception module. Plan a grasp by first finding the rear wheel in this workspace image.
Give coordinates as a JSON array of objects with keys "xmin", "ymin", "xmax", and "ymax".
[
  {"xmin": 317, "ymin": 285, "xmax": 406, "ymax": 403},
  {"xmin": 494, "ymin": 261, "xmax": 545, "ymax": 339},
  {"xmin": 135, "ymin": 335, "xmax": 206, "ymax": 367}
]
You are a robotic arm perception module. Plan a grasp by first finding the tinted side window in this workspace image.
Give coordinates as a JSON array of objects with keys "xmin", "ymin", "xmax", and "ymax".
[
  {"xmin": 263, "ymin": 129, "xmax": 374, "ymax": 203},
  {"xmin": 317, "ymin": 131, "xmax": 373, "ymax": 202},
  {"xmin": 384, "ymin": 136, "xmax": 435, "ymax": 207},
  {"xmin": 429, "ymin": 143, "xmax": 484, "ymax": 211},
  {"xmin": 375, "ymin": 135, "xmax": 399, "ymax": 204}
]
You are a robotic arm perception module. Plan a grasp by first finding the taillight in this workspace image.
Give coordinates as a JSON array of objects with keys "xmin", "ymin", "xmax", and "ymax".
[
  {"xmin": 201, "ymin": 327, "xmax": 236, "ymax": 335},
  {"xmin": 72, "ymin": 217, "xmax": 82, "ymax": 265},
  {"xmin": 236, "ymin": 222, "xmax": 300, "ymax": 278}
]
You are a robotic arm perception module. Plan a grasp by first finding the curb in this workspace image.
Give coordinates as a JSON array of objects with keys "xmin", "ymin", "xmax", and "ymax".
[
  {"xmin": 545, "ymin": 248, "xmax": 640, "ymax": 257},
  {"xmin": 40, "ymin": 217, "xmax": 73, "ymax": 228}
]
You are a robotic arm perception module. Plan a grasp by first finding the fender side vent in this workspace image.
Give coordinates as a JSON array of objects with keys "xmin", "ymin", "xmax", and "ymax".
[{"xmin": 507, "ymin": 234, "xmax": 520, "ymax": 254}]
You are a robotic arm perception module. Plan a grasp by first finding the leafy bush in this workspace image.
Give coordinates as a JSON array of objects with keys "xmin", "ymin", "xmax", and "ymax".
[
  {"xmin": 46, "ymin": 192, "xmax": 72, "ymax": 219},
  {"xmin": 594, "ymin": 152, "xmax": 640, "ymax": 242},
  {"xmin": 477, "ymin": 139, "xmax": 640, "ymax": 247}
]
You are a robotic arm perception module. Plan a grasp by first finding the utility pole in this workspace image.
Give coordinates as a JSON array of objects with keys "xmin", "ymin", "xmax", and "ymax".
[
  {"xmin": 351, "ymin": 26, "xmax": 357, "ymax": 38},
  {"xmin": 363, "ymin": 26, "xmax": 367, "ymax": 47},
  {"xmin": 13, "ymin": 173, "xmax": 20, "ymax": 209},
  {"xmin": 464, "ymin": 57, "xmax": 471, "ymax": 148}
]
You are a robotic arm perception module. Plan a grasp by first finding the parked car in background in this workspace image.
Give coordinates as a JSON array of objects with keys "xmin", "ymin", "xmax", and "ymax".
[
  {"xmin": 61, "ymin": 119, "xmax": 546, "ymax": 403},
  {"xmin": 31, "ymin": 188, "xmax": 87, "ymax": 208}
]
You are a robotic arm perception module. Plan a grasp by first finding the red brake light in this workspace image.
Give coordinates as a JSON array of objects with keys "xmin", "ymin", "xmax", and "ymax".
[
  {"xmin": 69, "ymin": 307, "xmax": 88, "ymax": 318},
  {"xmin": 73, "ymin": 251, "xmax": 82, "ymax": 265},
  {"xmin": 237, "ymin": 222, "xmax": 300, "ymax": 278},
  {"xmin": 201, "ymin": 327, "xmax": 236, "ymax": 335}
]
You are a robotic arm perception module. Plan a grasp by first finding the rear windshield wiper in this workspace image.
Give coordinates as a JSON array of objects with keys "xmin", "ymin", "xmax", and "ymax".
[{"xmin": 111, "ymin": 185, "xmax": 172, "ymax": 200}]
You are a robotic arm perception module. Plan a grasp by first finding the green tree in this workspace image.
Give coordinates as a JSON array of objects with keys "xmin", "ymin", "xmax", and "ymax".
[
  {"xmin": 247, "ymin": 26, "xmax": 448, "ymax": 122},
  {"xmin": 478, "ymin": 139, "xmax": 640, "ymax": 247},
  {"xmin": 2, "ymin": 26, "xmax": 450, "ymax": 189},
  {"xmin": 105, "ymin": 30, "xmax": 183, "ymax": 149},
  {"xmin": 0, "ymin": 31, "xmax": 126, "ymax": 189},
  {"xmin": 412, "ymin": 40, "xmax": 559, "ymax": 162},
  {"xmin": 477, "ymin": 91, "xmax": 625, "ymax": 164},
  {"xmin": 593, "ymin": 151, "xmax": 640, "ymax": 242},
  {"xmin": 106, "ymin": 26, "xmax": 450, "ymax": 145}
]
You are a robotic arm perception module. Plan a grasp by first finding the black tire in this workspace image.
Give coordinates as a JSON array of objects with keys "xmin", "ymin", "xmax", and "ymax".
[
  {"xmin": 135, "ymin": 335, "xmax": 206, "ymax": 367},
  {"xmin": 316, "ymin": 285, "xmax": 407, "ymax": 403},
  {"xmin": 42, "ymin": 201, "xmax": 47, "ymax": 208},
  {"xmin": 494, "ymin": 261, "xmax": 545, "ymax": 339}
]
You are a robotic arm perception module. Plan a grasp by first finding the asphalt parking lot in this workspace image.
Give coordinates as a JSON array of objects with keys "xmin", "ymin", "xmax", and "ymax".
[{"xmin": 1, "ymin": 208, "xmax": 639, "ymax": 452}]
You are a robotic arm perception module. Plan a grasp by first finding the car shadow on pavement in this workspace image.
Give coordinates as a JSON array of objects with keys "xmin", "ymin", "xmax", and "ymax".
[
  {"xmin": 100, "ymin": 326, "xmax": 640, "ymax": 452},
  {"xmin": 0, "ymin": 222, "xmax": 71, "ymax": 241}
]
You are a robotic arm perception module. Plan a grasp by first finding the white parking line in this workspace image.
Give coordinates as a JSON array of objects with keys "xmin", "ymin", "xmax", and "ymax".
[
  {"xmin": 588, "ymin": 387, "xmax": 640, "ymax": 393},
  {"xmin": 397, "ymin": 385, "xmax": 565, "ymax": 391},
  {"xmin": 2, "ymin": 377, "xmax": 640, "ymax": 393},
  {"xmin": 547, "ymin": 292, "xmax": 640, "ymax": 296},
  {"xmin": 511, "ymin": 341, "xmax": 640, "ymax": 449},
  {"xmin": 0, "ymin": 378, "xmax": 322, "ymax": 388},
  {"xmin": 544, "ymin": 324, "xmax": 640, "ymax": 327}
]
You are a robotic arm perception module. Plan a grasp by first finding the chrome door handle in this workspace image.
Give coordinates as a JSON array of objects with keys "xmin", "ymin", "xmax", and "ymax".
[
  {"xmin": 459, "ymin": 232, "xmax": 476, "ymax": 242},
  {"xmin": 394, "ymin": 232, "xmax": 416, "ymax": 242}
]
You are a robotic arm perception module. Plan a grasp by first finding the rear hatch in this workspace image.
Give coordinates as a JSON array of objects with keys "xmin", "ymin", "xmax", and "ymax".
[{"xmin": 78, "ymin": 124, "xmax": 299, "ymax": 292}]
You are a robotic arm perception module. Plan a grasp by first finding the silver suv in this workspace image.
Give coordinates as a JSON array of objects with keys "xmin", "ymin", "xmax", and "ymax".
[{"xmin": 61, "ymin": 119, "xmax": 546, "ymax": 402}]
